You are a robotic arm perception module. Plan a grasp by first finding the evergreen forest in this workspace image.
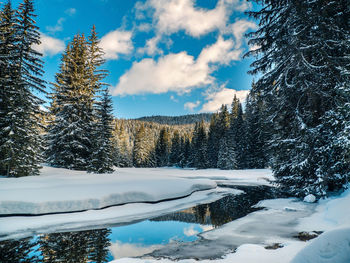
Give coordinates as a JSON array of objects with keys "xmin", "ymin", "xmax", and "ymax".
[{"xmin": 0, "ymin": 0, "xmax": 349, "ymax": 199}]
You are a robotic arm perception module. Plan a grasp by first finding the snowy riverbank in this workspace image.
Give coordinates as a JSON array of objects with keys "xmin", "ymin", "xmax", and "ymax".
[
  {"xmin": 0, "ymin": 166, "xmax": 218, "ymax": 215},
  {"xmin": 112, "ymin": 185, "xmax": 350, "ymax": 263}
]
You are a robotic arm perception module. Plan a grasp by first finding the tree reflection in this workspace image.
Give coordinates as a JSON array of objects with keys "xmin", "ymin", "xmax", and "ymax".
[
  {"xmin": 0, "ymin": 237, "xmax": 38, "ymax": 263},
  {"xmin": 0, "ymin": 228, "xmax": 111, "ymax": 263},
  {"xmin": 38, "ymin": 228, "xmax": 111, "ymax": 263}
]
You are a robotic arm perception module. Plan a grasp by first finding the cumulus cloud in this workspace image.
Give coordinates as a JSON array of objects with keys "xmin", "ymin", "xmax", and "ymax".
[
  {"xmin": 112, "ymin": 52, "xmax": 210, "ymax": 96},
  {"xmin": 109, "ymin": 242, "xmax": 162, "ymax": 259},
  {"xmin": 32, "ymin": 33, "xmax": 65, "ymax": 56},
  {"xmin": 148, "ymin": 0, "xmax": 228, "ymax": 37},
  {"xmin": 112, "ymin": 35, "xmax": 242, "ymax": 96},
  {"xmin": 99, "ymin": 30, "xmax": 133, "ymax": 60},
  {"xmin": 201, "ymin": 88, "xmax": 249, "ymax": 112},
  {"xmin": 65, "ymin": 8, "xmax": 76, "ymax": 16},
  {"xmin": 135, "ymin": 0, "xmax": 255, "ymax": 58},
  {"xmin": 197, "ymin": 35, "xmax": 241, "ymax": 65},
  {"xmin": 184, "ymin": 100, "xmax": 200, "ymax": 111},
  {"xmin": 231, "ymin": 19, "xmax": 257, "ymax": 48},
  {"xmin": 137, "ymin": 35, "xmax": 162, "ymax": 56}
]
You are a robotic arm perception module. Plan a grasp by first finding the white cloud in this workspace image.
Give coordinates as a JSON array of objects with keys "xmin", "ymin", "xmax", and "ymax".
[
  {"xmin": 137, "ymin": 35, "xmax": 162, "ymax": 56},
  {"xmin": 148, "ymin": 0, "xmax": 228, "ymax": 37},
  {"xmin": 32, "ymin": 33, "xmax": 65, "ymax": 56},
  {"xmin": 65, "ymin": 8, "xmax": 76, "ymax": 16},
  {"xmin": 109, "ymin": 242, "xmax": 162, "ymax": 260},
  {"xmin": 112, "ymin": 52, "xmax": 210, "ymax": 96},
  {"xmin": 201, "ymin": 88, "xmax": 249, "ymax": 112},
  {"xmin": 112, "ymin": 35, "xmax": 242, "ymax": 96},
  {"xmin": 197, "ymin": 35, "xmax": 242, "ymax": 65},
  {"xmin": 184, "ymin": 225, "xmax": 199, "ymax": 236},
  {"xmin": 137, "ymin": 23, "xmax": 152, "ymax": 32},
  {"xmin": 46, "ymin": 17, "xmax": 65, "ymax": 34},
  {"xmin": 99, "ymin": 30, "xmax": 133, "ymax": 60},
  {"xmin": 231, "ymin": 19, "xmax": 257, "ymax": 48},
  {"xmin": 223, "ymin": 0, "xmax": 252, "ymax": 12},
  {"xmin": 184, "ymin": 100, "xmax": 200, "ymax": 111}
]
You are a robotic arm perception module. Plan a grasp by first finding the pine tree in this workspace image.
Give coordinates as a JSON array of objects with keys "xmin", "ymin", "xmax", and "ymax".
[
  {"xmin": 246, "ymin": 0, "xmax": 350, "ymax": 197},
  {"xmin": 191, "ymin": 121, "xmax": 208, "ymax": 169},
  {"xmin": 180, "ymin": 136, "xmax": 191, "ymax": 168},
  {"xmin": 230, "ymin": 96, "xmax": 245, "ymax": 168},
  {"xmin": 113, "ymin": 121, "xmax": 133, "ymax": 167},
  {"xmin": 47, "ymin": 34, "xmax": 94, "ymax": 170},
  {"xmin": 207, "ymin": 113, "xmax": 220, "ymax": 168},
  {"xmin": 0, "ymin": 0, "xmax": 45, "ymax": 177},
  {"xmin": 89, "ymin": 89, "xmax": 114, "ymax": 173},
  {"xmin": 155, "ymin": 127, "xmax": 171, "ymax": 167},
  {"xmin": 132, "ymin": 124, "xmax": 148, "ymax": 167},
  {"xmin": 244, "ymin": 91, "xmax": 268, "ymax": 168},
  {"xmin": 0, "ymin": 2, "xmax": 17, "ymax": 176},
  {"xmin": 169, "ymin": 130, "xmax": 181, "ymax": 166}
]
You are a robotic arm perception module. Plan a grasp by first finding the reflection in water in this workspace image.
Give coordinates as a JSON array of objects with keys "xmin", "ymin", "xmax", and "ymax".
[
  {"xmin": 0, "ymin": 229, "xmax": 111, "ymax": 263},
  {"xmin": 38, "ymin": 229, "xmax": 111, "ymax": 263},
  {"xmin": 0, "ymin": 186, "xmax": 275, "ymax": 262},
  {"xmin": 153, "ymin": 185, "xmax": 275, "ymax": 227},
  {"xmin": 0, "ymin": 237, "xmax": 38, "ymax": 263}
]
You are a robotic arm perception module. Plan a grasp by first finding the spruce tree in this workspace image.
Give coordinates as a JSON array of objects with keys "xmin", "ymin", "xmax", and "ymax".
[
  {"xmin": 0, "ymin": 0, "xmax": 45, "ymax": 177},
  {"xmin": 230, "ymin": 96, "xmax": 245, "ymax": 168},
  {"xmin": 47, "ymin": 34, "xmax": 94, "ymax": 170},
  {"xmin": 155, "ymin": 127, "xmax": 171, "ymax": 167},
  {"xmin": 169, "ymin": 130, "xmax": 181, "ymax": 166},
  {"xmin": 89, "ymin": 89, "xmax": 114, "ymax": 173},
  {"xmin": 207, "ymin": 113, "xmax": 220, "ymax": 168},
  {"xmin": 132, "ymin": 124, "xmax": 148, "ymax": 167},
  {"xmin": 191, "ymin": 121, "xmax": 208, "ymax": 169},
  {"xmin": 246, "ymin": 0, "xmax": 350, "ymax": 197},
  {"xmin": 244, "ymin": 90, "xmax": 269, "ymax": 168}
]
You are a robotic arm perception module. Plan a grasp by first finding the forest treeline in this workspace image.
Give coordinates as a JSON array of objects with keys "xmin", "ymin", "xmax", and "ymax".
[
  {"xmin": 112, "ymin": 94, "xmax": 268, "ymax": 170},
  {"xmin": 135, "ymin": 113, "xmax": 213, "ymax": 125},
  {"xmin": 0, "ymin": 0, "xmax": 349, "ymax": 198}
]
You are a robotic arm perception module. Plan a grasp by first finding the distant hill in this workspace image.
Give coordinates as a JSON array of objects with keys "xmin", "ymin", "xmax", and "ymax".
[{"xmin": 134, "ymin": 113, "xmax": 213, "ymax": 125}]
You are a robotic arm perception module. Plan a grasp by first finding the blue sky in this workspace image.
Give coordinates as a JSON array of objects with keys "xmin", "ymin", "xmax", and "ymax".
[{"xmin": 12, "ymin": 0, "xmax": 258, "ymax": 118}]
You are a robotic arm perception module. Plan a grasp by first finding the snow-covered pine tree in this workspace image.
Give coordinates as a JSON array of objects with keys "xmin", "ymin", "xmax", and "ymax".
[
  {"xmin": 216, "ymin": 104, "xmax": 237, "ymax": 169},
  {"xmin": 191, "ymin": 121, "xmax": 208, "ymax": 169},
  {"xmin": 230, "ymin": 95, "xmax": 245, "ymax": 169},
  {"xmin": 0, "ymin": 2, "xmax": 17, "ymax": 176},
  {"xmin": 169, "ymin": 130, "xmax": 181, "ymax": 166},
  {"xmin": 217, "ymin": 134, "xmax": 237, "ymax": 170},
  {"xmin": 179, "ymin": 136, "xmax": 191, "ymax": 168},
  {"xmin": 87, "ymin": 26, "xmax": 114, "ymax": 173},
  {"xmin": 132, "ymin": 124, "xmax": 149, "ymax": 167},
  {"xmin": 47, "ymin": 34, "xmax": 94, "ymax": 170},
  {"xmin": 88, "ymin": 89, "xmax": 114, "ymax": 173},
  {"xmin": 112, "ymin": 121, "xmax": 133, "ymax": 167},
  {"xmin": 155, "ymin": 127, "xmax": 171, "ymax": 167},
  {"xmin": 0, "ymin": 0, "xmax": 45, "ymax": 177},
  {"xmin": 207, "ymin": 113, "xmax": 220, "ymax": 168},
  {"xmin": 246, "ymin": 0, "xmax": 350, "ymax": 197},
  {"xmin": 244, "ymin": 91, "xmax": 268, "ymax": 169}
]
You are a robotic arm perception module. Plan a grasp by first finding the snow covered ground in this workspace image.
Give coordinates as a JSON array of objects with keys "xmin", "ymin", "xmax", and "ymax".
[
  {"xmin": 2, "ymin": 166, "xmax": 348, "ymax": 263},
  {"xmin": 0, "ymin": 166, "xmax": 218, "ymax": 215},
  {"xmin": 0, "ymin": 166, "xmax": 253, "ymax": 240}
]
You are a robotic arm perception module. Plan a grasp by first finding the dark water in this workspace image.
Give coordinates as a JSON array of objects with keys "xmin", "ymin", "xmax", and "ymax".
[{"xmin": 0, "ymin": 185, "xmax": 275, "ymax": 262}]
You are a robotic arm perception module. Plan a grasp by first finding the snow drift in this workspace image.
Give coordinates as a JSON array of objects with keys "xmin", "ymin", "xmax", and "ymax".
[{"xmin": 0, "ymin": 166, "xmax": 216, "ymax": 215}]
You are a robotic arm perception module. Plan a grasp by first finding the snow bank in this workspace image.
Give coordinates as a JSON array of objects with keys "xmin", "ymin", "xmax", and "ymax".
[
  {"xmin": 291, "ymin": 227, "xmax": 350, "ymax": 263},
  {"xmin": 144, "ymin": 167, "xmax": 274, "ymax": 186},
  {"xmin": 0, "ymin": 166, "xmax": 216, "ymax": 215},
  {"xmin": 297, "ymin": 188, "xmax": 350, "ymax": 232},
  {"xmin": 0, "ymin": 187, "xmax": 239, "ymax": 241}
]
